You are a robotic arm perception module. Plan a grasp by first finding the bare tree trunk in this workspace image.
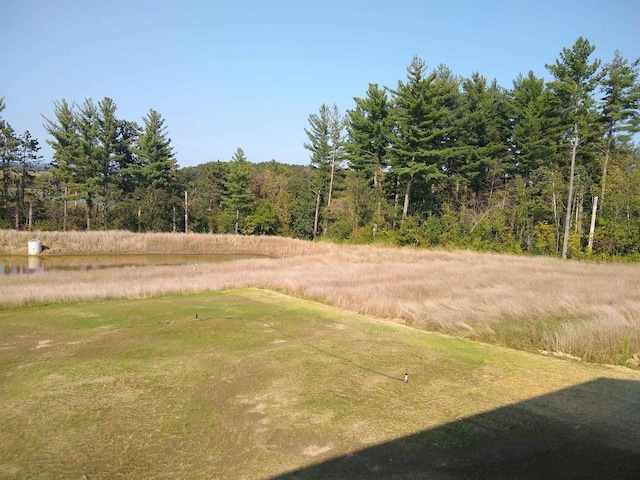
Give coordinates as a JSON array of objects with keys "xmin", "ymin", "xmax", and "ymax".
[
  {"xmin": 402, "ymin": 177, "xmax": 412, "ymax": 220},
  {"xmin": 575, "ymin": 192, "xmax": 583, "ymax": 234},
  {"xmin": 551, "ymin": 177, "xmax": 559, "ymax": 254},
  {"xmin": 28, "ymin": 200, "xmax": 32, "ymax": 231},
  {"xmin": 588, "ymin": 195, "xmax": 598, "ymax": 253},
  {"xmin": 2, "ymin": 156, "xmax": 9, "ymax": 212},
  {"xmin": 600, "ymin": 139, "xmax": 611, "ymax": 211},
  {"xmin": 313, "ymin": 190, "xmax": 321, "ymax": 240},
  {"xmin": 184, "ymin": 190, "xmax": 188, "ymax": 233},
  {"xmin": 14, "ymin": 178, "xmax": 20, "ymax": 229},
  {"xmin": 393, "ymin": 176, "xmax": 400, "ymax": 228},
  {"xmin": 562, "ymin": 123, "xmax": 579, "ymax": 259},
  {"xmin": 86, "ymin": 198, "xmax": 92, "ymax": 231},
  {"xmin": 173, "ymin": 206, "xmax": 176, "ymax": 233},
  {"xmin": 327, "ymin": 147, "xmax": 336, "ymax": 209},
  {"xmin": 103, "ymin": 203, "xmax": 108, "ymax": 230},
  {"xmin": 235, "ymin": 209, "xmax": 239, "ymax": 235},
  {"xmin": 63, "ymin": 186, "xmax": 68, "ymax": 232},
  {"xmin": 208, "ymin": 199, "xmax": 214, "ymax": 234},
  {"xmin": 373, "ymin": 168, "xmax": 381, "ymax": 237},
  {"xmin": 373, "ymin": 200, "xmax": 381, "ymax": 238}
]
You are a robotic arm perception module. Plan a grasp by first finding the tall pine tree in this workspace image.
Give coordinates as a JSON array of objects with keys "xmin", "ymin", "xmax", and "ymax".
[
  {"xmin": 346, "ymin": 83, "xmax": 392, "ymax": 233},
  {"xmin": 222, "ymin": 147, "xmax": 254, "ymax": 234},
  {"xmin": 390, "ymin": 58, "xmax": 458, "ymax": 220},
  {"xmin": 133, "ymin": 109, "xmax": 177, "ymax": 190},
  {"xmin": 546, "ymin": 37, "xmax": 601, "ymax": 258},
  {"xmin": 458, "ymin": 74, "xmax": 510, "ymax": 201},
  {"xmin": 598, "ymin": 51, "xmax": 640, "ymax": 205},
  {"xmin": 304, "ymin": 104, "xmax": 332, "ymax": 238},
  {"xmin": 44, "ymin": 99, "xmax": 81, "ymax": 230}
]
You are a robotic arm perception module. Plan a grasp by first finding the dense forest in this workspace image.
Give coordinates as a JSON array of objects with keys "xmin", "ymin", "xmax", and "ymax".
[{"xmin": 1, "ymin": 37, "xmax": 639, "ymax": 259}]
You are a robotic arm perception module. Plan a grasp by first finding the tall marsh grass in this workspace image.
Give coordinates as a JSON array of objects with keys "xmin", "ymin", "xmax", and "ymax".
[
  {"xmin": 2, "ymin": 229, "xmax": 639, "ymax": 366},
  {"xmin": 0, "ymin": 229, "xmax": 327, "ymax": 256}
]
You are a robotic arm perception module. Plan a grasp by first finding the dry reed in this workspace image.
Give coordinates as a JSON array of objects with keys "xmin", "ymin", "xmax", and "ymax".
[
  {"xmin": 2, "ymin": 230, "xmax": 640, "ymax": 364},
  {"xmin": 1, "ymin": 229, "xmax": 331, "ymax": 257}
]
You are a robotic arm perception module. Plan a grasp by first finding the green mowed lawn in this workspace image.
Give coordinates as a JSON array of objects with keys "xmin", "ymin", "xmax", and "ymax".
[{"xmin": 1, "ymin": 289, "xmax": 639, "ymax": 479}]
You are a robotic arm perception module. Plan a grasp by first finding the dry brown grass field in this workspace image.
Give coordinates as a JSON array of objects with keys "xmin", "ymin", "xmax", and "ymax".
[{"xmin": 2, "ymin": 230, "xmax": 639, "ymax": 365}]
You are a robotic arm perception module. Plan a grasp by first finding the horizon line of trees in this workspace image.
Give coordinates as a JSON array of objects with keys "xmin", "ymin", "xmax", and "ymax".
[
  {"xmin": 1, "ymin": 37, "xmax": 639, "ymax": 260},
  {"xmin": 304, "ymin": 37, "xmax": 639, "ymax": 259}
]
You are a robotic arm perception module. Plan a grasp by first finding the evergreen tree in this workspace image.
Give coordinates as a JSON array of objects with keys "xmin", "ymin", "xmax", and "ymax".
[
  {"xmin": 74, "ymin": 98, "xmax": 103, "ymax": 229},
  {"xmin": 43, "ymin": 99, "xmax": 80, "ymax": 230},
  {"xmin": 133, "ymin": 109, "xmax": 177, "ymax": 190},
  {"xmin": 346, "ymin": 84, "xmax": 391, "ymax": 182},
  {"xmin": 96, "ymin": 98, "xmax": 125, "ymax": 198},
  {"xmin": 222, "ymin": 147, "xmax": 254, "ymax": 234},
  {"xmin": 508, "ymin": 73, "xmax": 565, "ymax": 252},
  {"xmin": 45, "ymin": 97, "xmax": 133, "ymax": 229},
  {"xmin": 111, "ymin": 119, "xmax": 141, "ymax": 196},
  {"xmin": 509, "ymin": 71, "xmax": 558, "ymax": 180},
  {"xmin": 13, "ymin": 131, "xmax": 42, "ymax": 229},
  {"xmin": 546, "ymin": 37, "xmax": 602, "ymax": 258},
  {"xmin": 389, "ymin": 58, "xmax": 458, "ymax": 220},
  {"xmin": 0, "ymin": 101, "xmax": 43, "ymax": 229},
  {"xmin": 457, "ymin": 74, "xmax": 511, "ymax": 201},
  {"xmin": 346, "ymin": 83, "xmax": 392, "ymax": 233},
  {"xmin": 304, "ymin": 104, "xmax": 332, "ymax": 238},
  {"xmin": 180, "ymin": 161, "xmax": 229, "ymax": 233},
  {"xmin": 1, "ymin": 115, "xmax": 19, "ymax": 218},
  {"xmin": 598, "ymin": 51, "xmax": 640, "ymax": 205},
  {"xmin": 327, "ymin": 104, "xmax": 345, "ymax": 212},
  {"xmin": 95, "ymin": 99, "xmax": 138, "ymax": 228},
  {"xmin": 130, "ymin": 109, "xmax": 178, "ymax": 231}
]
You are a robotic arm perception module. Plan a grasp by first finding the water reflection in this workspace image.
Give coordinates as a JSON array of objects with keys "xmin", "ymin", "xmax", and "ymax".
[
  {"xmin": 28, "ymin": 256, "xmax": 42, "ymax": 272},
  {"xmin": 0, "ymin": 254, "xmax": 260, "ymax": 276}
]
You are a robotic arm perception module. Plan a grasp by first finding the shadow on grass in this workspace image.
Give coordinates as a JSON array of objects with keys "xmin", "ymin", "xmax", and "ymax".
[{"xmin": 269, "ymin": 378, "xmax": 640, "ymax": 480}]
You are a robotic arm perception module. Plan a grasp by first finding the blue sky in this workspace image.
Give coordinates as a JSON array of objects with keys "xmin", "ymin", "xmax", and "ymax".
[{"xmin": 1, "ymin": 0, "xmax": 639, "ymax": 167}]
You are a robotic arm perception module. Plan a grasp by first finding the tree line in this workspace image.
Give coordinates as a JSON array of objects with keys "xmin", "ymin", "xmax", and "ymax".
[
  {"xmin": 305, "ymin": 37, "xmax": 639, "ymax": 259},
  {"xmin": 0, "ymin": 37, "xmax": 638, "ymax": 259}
]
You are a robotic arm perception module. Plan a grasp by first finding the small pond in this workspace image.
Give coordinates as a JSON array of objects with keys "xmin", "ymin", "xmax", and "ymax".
[{"xmin": 0, "ymin": 254, "xmax": 261, "ymax": 276}]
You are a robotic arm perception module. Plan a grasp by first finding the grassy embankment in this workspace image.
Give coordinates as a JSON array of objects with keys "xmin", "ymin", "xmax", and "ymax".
[
  {"xmin": 1, "ymin": 289, "xmax": 639, "ymax": 479},
  {"xmin": 1, "ymin": 229, "xmax": 640, "ymax": 365}
]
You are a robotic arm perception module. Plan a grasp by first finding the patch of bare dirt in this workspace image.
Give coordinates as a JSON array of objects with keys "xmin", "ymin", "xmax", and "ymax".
[
  {"xmin": 302, "ymin": 444, "xmax": 334, "ymax": 457},
  {"xmin": 314, "ymin": 323, "xmax": 348, "ymax": 336},
  {"xmin": 33, "ymin": 339, "xmax": 52, "ymax": 349}
]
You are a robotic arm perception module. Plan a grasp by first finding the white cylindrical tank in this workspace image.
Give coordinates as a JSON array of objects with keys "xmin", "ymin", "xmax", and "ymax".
[{"xmin": 27, "ymin": 238, "xmax": 42, "ymax": 256}]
